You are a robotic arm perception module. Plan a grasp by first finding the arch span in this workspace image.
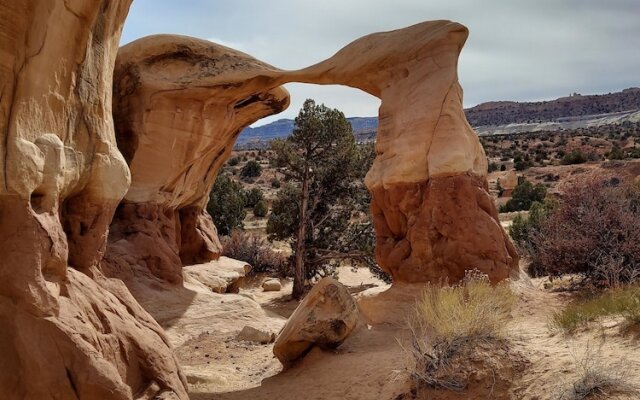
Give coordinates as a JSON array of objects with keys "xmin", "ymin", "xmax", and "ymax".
[{"xmin": 107, "ymin": 20, "xmax": 518, "ymax": 285}]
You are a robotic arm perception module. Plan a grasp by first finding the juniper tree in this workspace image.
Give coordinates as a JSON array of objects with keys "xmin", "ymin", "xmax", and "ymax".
[{"xmin": 267, "ymin": 99, "xmax": 381, "ymax": 299}]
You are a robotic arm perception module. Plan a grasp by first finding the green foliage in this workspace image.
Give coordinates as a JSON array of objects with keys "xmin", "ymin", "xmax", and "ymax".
[
  {"xmin": 499, "ymin": 179, "xmax": 547, "ymax": 212},
  {"xmin": 228, "ymin": 157, "xmax": 240, "ymax": 166},
  {"xmin": 266, "ymin": 183, "xmax": 299, "ymax": 240},
  {"xmin": 514, "ymin": 160, "xmax": 532, "ymax": 171},
  {"xmin": 207, "ymin": 174, "xmax": 246, "ymax": 235},
  {"xmin": 550, "ymin": 285, "xmax": 640, "ymax": 333},
  {"xmin": 628, "ymin": 147, "xmax": 640, "ymax": 159},
  {"xmin": 561, "ymin": 149, "xmax": 587, "ymax": 165},
  {"xmin": 240, "ymin": 160, "xmax": 262, "ymax": 179},
  {"xmin": 253, "ymin": 199, "xmax": 268, "ymax": 217},
  {"xmin": 270, "ymin": 178, "xmax": 281, "ymax": 188},
  {"xmin": 488, "ymin": 161, "xmax": 498, "ymax": 173},
  {"xmin": 245, "ymin": 187, "xmax": 264, "ymax": 208},
  {"xmin": 509, "ymin": 200, "xmax": 554, "ymax": 244},
  {"xmin": 267, "ymin": 99, "xmax": 385, "ymax": 289},
  {"xmin": 608, "ymin": 145, "xmax": 625, "ymax": 160}
]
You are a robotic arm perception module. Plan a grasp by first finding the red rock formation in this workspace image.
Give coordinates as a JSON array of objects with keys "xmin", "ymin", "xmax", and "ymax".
[{"xmin": 0, "ymin": 1, "xmax": 187, "ymax": 398}]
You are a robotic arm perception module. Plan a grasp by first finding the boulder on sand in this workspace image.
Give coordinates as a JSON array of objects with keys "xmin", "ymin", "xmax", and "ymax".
[
  {"xmin": 263, "ymin": 279, "xmax": 282, "ymax": 292},
  {"xmin": 273, "ymin": 278, "xmax": 359, "ymax": 365}
]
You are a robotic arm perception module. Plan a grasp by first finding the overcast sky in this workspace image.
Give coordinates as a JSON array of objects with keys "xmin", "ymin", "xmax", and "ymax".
[{"xmin": 121, "ymin": 0, "xmax": 640, "ymax": 126}]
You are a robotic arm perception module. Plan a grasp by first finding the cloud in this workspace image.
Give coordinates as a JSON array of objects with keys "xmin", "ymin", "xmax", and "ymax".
[{"xmin": 121, "ymin": 0, "xmax": 640, "ymax": 126}]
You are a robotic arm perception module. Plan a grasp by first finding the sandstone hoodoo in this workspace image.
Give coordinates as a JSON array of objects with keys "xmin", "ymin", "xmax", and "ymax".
[
  {"xmin": 273, "ymin": 278, "xmax": 360, "ymax": 365},
  {"xmin": 0, "ymin": 1, "xmax": 187, "ymax": 398}
]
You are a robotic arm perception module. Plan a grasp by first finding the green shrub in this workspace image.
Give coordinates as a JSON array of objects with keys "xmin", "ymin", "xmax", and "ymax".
[
  {"xmin": 562, "ymin": 149, "xmax": 587, "ymax": 165},
  {"xmin": 550, "ymin": 285, "xmax": 640, "ymax": 333},
  {"xmin": 241, "ymin": 160, "xmax": 262, "ymax": 179},
  {"xmin": 253, "ymin": 199, "xmax": 268, "ymax": 217},
  {"xmin": 607, "ymin": 145, "xmax": 625, "ymax": 160},
  {"xmin": 207, "ymin": 174, "xmax": 246, "ymax": 235},
  {"xmin": 228, "ymin": 157, "xmax": 240, "ymax": 166},
  {"xmin": 271, "ymin": 178, "xmax": 281, "ymax": 188},
  {"xmin": 509, "ymin": 200, "xmax": 554, "ymax": 245},
  {"xmin": 245, "ymin": 187, "xmax": 264, "ymax": 208},
  {"xmin": 499, "ymin": 179, "xmax": 547, "ymax": 212}
]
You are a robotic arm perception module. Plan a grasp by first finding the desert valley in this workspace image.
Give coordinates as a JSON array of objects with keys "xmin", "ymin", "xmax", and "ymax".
[{"xmin": 1, "ymin": 1, "xmax": 640, "ymax": 400}]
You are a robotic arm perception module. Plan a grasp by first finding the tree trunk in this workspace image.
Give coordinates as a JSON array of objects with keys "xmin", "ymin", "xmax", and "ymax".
[{"xmin": 292, "ymin": 165, "xmax": 310, "ymax": 300}]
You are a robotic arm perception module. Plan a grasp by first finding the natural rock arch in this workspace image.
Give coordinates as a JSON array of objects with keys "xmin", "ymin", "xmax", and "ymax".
[{"xmin": 109, "ymin": 21, "xmax": 518, "ymax": 286}]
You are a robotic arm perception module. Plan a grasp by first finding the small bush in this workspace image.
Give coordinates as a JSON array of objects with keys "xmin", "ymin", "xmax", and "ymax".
[
  {"xmin": 240, "ymin": 160, "xmax": 262, "ymax": 179},
  {"xmin": 562, "ymin": 149, "xmax": 587, "ymax": 165},
  {"xmin": 499, "ymin": 179, "xmax": 547, "ymax": 212},
  {"xmin": 270, "ymin": 178, "xmax": 281, "ymax": 188},
  {"xmin": 509, "ymin": 200, "xmax": 554, "ymax": 248},
  {"xmin": 253, "ymin": 199, "xmax": 268, "ymax": 217},
  {"xmin": 407, "ymin": 272, "xmax": 516, "ymax": 391},
  {"xmin": 607, "ymin": 145, "xmax": 625, "ymax": 160},
  {"xmin": 525, "ymin": 177, "xmax": 640, "ymax": 286},
  {"xmin": 550, "ymin": 285, "xmax": 640, "ymax": 333},
  {"xmin": 245, "ymin": 187, "xmax": 264, "ymax": 208},
  {"xmin": 228, "ymin": 157, "xmax": 240, "ymax": 166},
  {"xmin": 555, "ymin": 341, "xmax": 637, "ymax": 399},
  {"xmin": 207, "ymin": 174, "xmax": 246, "ymax": 235},
  {"xmin": 221, "ymin": 230, "xmax": 288, "ymax": 276}
]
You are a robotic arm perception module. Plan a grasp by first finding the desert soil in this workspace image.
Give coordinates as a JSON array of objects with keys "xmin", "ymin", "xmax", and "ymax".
[{"xmin": 140, "ymin": 264, "xmax": 640, "ymax": 399}]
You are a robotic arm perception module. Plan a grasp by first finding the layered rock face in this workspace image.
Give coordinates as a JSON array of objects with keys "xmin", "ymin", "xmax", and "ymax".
[
  {"xmin": 0, "ymin": 1, "xmax": 186, "ymax": 398},
  {"xmin": 114, "ymin": 21, "xmax": 518, "ymax": 285},
  {"xmin": 106, "ymin": 36, "xmax": 289, "ymax": 284}
]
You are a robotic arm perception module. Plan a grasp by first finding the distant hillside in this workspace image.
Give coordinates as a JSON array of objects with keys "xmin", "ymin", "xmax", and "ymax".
[
  {"xmin": 236, "ymin": 117, "xmax": 378, "ymax": 149},
  {"xmin": 466, "ymin": 87, "xmax": 640, "ymax": 126},
  {"xmin": 235, "ymin": 87, "xmax": 640, "ymax": 148}
]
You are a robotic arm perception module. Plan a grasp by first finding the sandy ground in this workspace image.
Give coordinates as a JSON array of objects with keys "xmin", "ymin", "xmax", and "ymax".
[{"xmin": 135, "ymin": 263, "xmax": 640, "ymax": 399}]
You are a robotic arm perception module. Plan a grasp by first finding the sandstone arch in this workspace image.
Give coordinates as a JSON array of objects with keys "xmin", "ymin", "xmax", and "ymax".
[{"xmin": 110, "ymin": 20, "xmax": 518, "ymax": 286}]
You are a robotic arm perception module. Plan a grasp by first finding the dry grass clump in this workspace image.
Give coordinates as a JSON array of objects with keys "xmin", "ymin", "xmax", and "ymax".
[
  {"xmin": 550, "ymin": 285, "xmax": 640, "ymax": 333},
  {"xmin": 555, "ymin": 341, "xmax": 638, "ymax": 399},
  {"xmin": 406, "ymin": 271, "xmax": 517, "ymax": 391}
]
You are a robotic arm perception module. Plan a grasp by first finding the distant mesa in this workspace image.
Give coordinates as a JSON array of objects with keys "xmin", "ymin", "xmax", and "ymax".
[{"xmin": 236, "ymin": 87, "xmax": 640, "ymax": 148}]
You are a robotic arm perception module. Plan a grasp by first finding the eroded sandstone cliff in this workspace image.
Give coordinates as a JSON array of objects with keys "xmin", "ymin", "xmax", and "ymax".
[
  {"xmin": 0, "ymin": 1, "xmax": 187, "ymax": 398},
  {"xmin": 105, "ymin": 36, "xmax": 290, "ymax": 284}
]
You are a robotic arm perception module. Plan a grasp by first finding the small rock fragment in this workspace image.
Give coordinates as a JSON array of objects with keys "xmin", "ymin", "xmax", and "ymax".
[{"xmin": 236, "ymin": 325, "xmax": 276, "ymax": 344}]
